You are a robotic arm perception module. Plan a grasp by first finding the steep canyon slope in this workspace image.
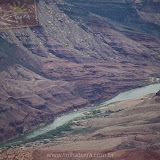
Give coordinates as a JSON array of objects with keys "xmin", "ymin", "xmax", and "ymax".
[
  {"xmin": 19, "ymin": 91, "xmax": 160, "ymax": 150},
  {"xmin": 0, "ymin": 0, "xmax": 160, "ymax": 142}
]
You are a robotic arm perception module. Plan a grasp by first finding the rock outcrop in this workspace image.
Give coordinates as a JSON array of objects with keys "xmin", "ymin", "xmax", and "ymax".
[{"xmin": 0, "ymin": 0, "xmax": 160, "ymax": 142}]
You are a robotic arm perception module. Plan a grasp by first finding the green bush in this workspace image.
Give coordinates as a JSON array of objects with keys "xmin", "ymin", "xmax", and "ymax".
[
  {"xmin": 56, "ymin": 124, "xmax": 73, "ymax": 131},
  {"xmin": 43, "ymin": 140, "xmax": 49, "ymax": 144},
  {"xmin": 92, "ymin": 110, "xmax": 101, "ymax": 115}
]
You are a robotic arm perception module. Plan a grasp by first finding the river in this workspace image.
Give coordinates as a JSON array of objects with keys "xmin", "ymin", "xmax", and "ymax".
[{"xmin": 26, "ymin": 83, "xmax": 160, "ymax": 139}]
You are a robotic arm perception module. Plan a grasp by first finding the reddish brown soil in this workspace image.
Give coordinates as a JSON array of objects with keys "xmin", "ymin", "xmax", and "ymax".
[{"xmin": 0, "ymin": 0, "xmax": 160, "ymax": 142}]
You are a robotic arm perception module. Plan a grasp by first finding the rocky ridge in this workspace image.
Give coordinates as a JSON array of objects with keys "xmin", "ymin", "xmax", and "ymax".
[{"xmin": 0, "ymin": 0, "xmax": 160, "ymax": 142}]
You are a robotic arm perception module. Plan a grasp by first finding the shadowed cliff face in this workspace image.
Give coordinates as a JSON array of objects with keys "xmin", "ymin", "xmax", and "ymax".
[
  {"xmin": 0, "ymin": 0, "xmax": 160, "ymax": 142},
  {"xmin": 63, "ymin": 0, "xmax": 160, "ymax": 36}
]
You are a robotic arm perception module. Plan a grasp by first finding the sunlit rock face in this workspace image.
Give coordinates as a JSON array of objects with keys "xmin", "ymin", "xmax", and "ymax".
[{"xmin": 0, "ymin": 0, "xmax": 160, "ymax": 142}]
